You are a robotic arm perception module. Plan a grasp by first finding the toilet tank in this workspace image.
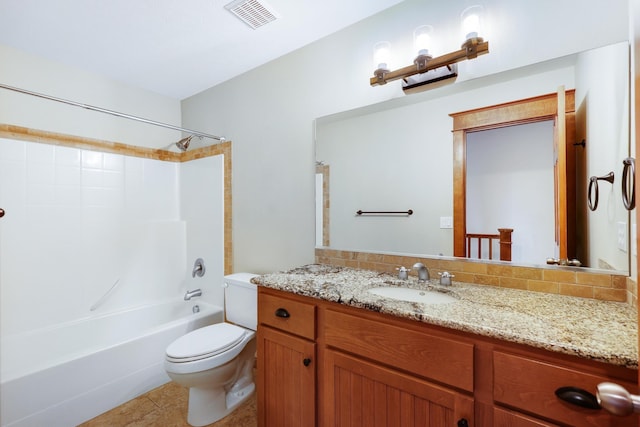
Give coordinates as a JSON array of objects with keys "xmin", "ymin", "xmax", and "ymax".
[{"xmin": 224, "ymin": 273, "xmax": 258, "ymax": 330}]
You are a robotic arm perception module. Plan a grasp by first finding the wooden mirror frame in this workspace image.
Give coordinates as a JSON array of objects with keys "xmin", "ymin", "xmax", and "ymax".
[{"xmin": 449, "ymin": 90, "xmax": 576, "ymax": 261}]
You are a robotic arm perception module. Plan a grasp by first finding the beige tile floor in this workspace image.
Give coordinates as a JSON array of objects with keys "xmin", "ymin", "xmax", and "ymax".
[{"xmin": 79, "ymin": 382, "xmax": 256, "ymax": 427}]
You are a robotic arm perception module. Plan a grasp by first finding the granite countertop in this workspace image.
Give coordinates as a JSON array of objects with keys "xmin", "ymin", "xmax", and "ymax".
[{"xmin": 252, "ymin": 264, "xmax": 638, "ymax": 369}]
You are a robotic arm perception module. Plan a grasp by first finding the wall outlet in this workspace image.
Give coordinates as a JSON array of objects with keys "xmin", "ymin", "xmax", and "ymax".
[
  {"xmin": 617, "ymin": 221, "xmax": 627, "ymax": 252},
  {"xmin": 440, "ymin": 216, "xmax": 453, "ymax": 229}
]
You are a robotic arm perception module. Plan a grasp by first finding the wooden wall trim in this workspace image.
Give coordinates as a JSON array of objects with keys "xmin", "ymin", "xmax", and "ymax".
[
  {"xmin": 452, "ymin": 129, "xmax": 466, "ymax": 258},
  {"xmin": 449, "ymin": 90, "xmax": 576, "ymax": 261},
  {"xmin": 0, "ymin": 123, "xmax": 234, "ymax": 274},
  {"xmin": 450, "ymin": 90, "xmax": 576, "ymax": 132}
]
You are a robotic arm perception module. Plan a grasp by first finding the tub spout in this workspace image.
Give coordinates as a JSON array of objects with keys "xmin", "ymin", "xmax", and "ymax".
[{"xmin": 184, "ymin": 289, "xmax": 202, "ymax": 301}]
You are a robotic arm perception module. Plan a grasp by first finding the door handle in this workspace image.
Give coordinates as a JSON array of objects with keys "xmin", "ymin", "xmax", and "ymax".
[{"xmin": 597, "ymin": 382, "xmax": 640, "ymax": 416}]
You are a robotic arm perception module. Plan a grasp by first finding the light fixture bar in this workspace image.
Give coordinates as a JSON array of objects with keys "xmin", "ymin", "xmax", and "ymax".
[{"xmin": 370, "ymin": 39, "xmax": 489, "ymax": 87}]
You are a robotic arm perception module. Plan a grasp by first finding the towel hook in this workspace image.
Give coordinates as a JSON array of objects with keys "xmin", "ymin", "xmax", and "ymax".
[{"xmin": 588, "ymin": 172, "xmax": 614, "ymax": 211}]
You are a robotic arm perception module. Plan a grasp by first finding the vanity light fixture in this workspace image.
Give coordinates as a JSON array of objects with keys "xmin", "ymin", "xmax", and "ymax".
[{"xmin": 370, "ymin": 5, "xmax": 489, "ymax": 88}]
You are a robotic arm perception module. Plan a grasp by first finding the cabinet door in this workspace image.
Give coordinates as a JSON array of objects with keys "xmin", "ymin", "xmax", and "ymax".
[
  {"xmin": 322, "ymin": 348, "xmax": 474, "ymax": 427},
  {"xmin": 257, "ymin": 325, "xmax": 316, "ymax": 427}
]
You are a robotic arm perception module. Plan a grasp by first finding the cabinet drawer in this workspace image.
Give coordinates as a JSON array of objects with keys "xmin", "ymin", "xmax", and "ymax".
[
  {"xmin": 493, "ymin": 351, "xmax": 638, "ymax": 426},
  {"xmin": 324, "ymin": 308, "xmax": 474, "ymax": 392},
  {"xmin": 493, "ymin": 406, "xmax": 559, "ymax": 426},
  {"xmin": 258, "ymin": 290, "xmax": 316, "ymax": 339}
]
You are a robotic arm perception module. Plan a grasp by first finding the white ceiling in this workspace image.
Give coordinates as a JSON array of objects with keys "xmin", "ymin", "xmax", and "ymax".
[{"xmin": 0, "ymin": 0, "xmax": 404, "ymax": 100}]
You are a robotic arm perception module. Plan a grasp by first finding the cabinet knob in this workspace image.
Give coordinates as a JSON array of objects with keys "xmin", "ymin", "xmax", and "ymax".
[
  {"xmin": 457, "ymin": 419, "xmax": 469, "ymax": 427},
  {"xmin": 275, "ymin": 308, "xmax": 290, "ymax": 318},
  {"xmin": 555, "ymin": 386, "xmax": 601, "ymax": 410},
  {"xmin": 0, "ymin": 208, "xmax": 4, "ymax": 218},
  {"xmin": 303, "ymin": 358, "xmax": 311, "ymax": 367}
]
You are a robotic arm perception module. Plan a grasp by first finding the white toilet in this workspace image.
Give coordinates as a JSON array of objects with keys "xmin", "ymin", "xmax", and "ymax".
[{"xmin": 165, "ymin": 273, "xmax": 258, "ymax": 427}]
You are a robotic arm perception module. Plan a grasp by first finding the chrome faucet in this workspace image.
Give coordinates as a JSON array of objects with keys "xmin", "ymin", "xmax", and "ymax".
[
  {"xmin": 184, "ymin": 289, "xmax": 202, "ymax": 301},
  {"xmin": 413, "ymin": 262, "xmax": 429, "ymax": 282}
]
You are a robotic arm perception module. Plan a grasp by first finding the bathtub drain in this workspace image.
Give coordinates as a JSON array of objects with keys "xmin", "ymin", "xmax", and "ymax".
[{"xmin": 192, "ymin": 305, "xmax": 200, "ymax": 313}]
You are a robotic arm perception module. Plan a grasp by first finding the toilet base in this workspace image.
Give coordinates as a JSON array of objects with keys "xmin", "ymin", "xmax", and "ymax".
[
  {"xmin": 186, "ymin": 382, "xmax": 255, "ymax": 427},
  {"xmin": 226, "ymin": 382, "xmax": 255, "ymax": 410}
]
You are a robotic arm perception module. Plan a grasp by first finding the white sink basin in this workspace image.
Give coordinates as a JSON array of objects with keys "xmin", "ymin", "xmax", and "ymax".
[{"xmin": 368, "ymin": 286, "xmax": 456, "ymax": 305}]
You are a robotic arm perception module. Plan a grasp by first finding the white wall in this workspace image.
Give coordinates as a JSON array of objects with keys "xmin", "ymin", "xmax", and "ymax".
[
  {"xmin": 631, "ymin": 0, "xmax": 640, "ymax": 280},
  {"xmin": 467, "ymin": 121, "xmax": 555, "ymax": 263},
  {"xmin": 180, "ymin": 155, "xmax": 225, "ymax": 308},
  {"xmin": 0, "ymin": 44, "xmax": 182, "ymax": 148},
  {"xmin": 575, "ymin": 43, "xmax": 631, "ymax": 271},
  {"xmin": 181, "ymin": 0, "xmax": 628, "ymax": 274}
]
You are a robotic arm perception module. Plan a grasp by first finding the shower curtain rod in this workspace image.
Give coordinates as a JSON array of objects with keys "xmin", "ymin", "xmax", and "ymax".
[{"xmin": 0, "ymin": 83, "xmax": 226, "ymax": 141}]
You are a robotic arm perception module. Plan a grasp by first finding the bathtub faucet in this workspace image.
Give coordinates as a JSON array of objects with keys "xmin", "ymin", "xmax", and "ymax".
[
  {"xmin": 184, "ymin": 289, "xmax": 202, "ymax": 301},
  {"xmin": 192, "ymin": 258, "xmax": 206, "ymax": 278}
]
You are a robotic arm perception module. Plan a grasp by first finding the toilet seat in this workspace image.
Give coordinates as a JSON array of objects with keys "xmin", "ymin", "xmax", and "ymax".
[
  {"xmin": 166, "ymin": 323, "xmax": 246, "ymax": 363},
  {"xmin": 164, "ymin": 323, "xmax": 255, "ymax": 375}
]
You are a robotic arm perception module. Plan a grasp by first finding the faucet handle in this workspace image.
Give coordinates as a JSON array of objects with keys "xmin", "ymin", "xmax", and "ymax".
[
  {"xmin": 396, "ymin": 266, "xmax": 409, "ymax": 280},
  {"xmin": 192, "ymin": 258, "xmax": 206, "ymax": 278},
  {"xmin": 439, "ymin": 271, "xmax": 455, "ymax": 286}
]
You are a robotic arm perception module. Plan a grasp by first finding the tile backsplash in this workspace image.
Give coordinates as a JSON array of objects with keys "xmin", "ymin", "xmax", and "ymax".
[{"xmin": 316, "ymin": 248, "xmax": 635, "ymax": 305}]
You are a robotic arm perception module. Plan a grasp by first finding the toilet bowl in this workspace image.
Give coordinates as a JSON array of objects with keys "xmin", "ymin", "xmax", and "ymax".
[{"xmin": 165, "ymin": 273, "xmax": 258, "ymax": 427}]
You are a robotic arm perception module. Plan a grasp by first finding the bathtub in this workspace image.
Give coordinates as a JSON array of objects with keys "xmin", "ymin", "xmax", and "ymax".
[{"xmin": 0, "ymin": 299, "xmax": 223, "ymax": 427}]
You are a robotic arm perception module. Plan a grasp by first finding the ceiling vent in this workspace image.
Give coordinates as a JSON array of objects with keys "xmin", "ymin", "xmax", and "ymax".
[{"xmin": 224, "ymin": 0, "xmax": 278, "ymax": 30}]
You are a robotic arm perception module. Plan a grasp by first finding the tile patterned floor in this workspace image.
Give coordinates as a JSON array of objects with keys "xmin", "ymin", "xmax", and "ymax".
[{"xmin": 79, "ymin": 382, "xmax": 257, "ymax": 427}]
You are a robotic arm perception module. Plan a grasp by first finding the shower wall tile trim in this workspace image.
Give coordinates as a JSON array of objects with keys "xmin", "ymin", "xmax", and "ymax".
[{"xmin": 0, "ymin": 124, "xmax": 232, "ymax": 336}]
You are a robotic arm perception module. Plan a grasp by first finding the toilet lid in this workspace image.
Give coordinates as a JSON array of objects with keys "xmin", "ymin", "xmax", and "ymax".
[{"xmin": 166, "ymin": 323, "xmax": 246, "ymax": 362}]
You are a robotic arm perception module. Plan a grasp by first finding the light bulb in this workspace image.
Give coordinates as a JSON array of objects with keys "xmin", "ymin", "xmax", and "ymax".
[
  {"xmin": 414, "ymin": 25, "xmax": 434, "ymax": 57},
  {"xmin": 373, "ymin": 41, "xmax": 391, "ymax": 71},
  {"xmin": 461, "ymin": 5, "xmax": 484, "ymax": 40}
]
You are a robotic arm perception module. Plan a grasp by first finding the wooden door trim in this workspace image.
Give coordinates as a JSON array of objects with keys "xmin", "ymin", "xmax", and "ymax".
[{"xmin": 450, "ymin": 90, "xmax": 576, "ymax": 257}]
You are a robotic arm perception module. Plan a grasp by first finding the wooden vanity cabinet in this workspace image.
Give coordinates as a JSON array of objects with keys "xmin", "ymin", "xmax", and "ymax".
[
  {"xmin": 321, "ymin": 308, "xmax": 475, "ymax": 426},
  {"xmin": 490, "ymin": 350, "xmax": 638, "ymax": 427},
  {"xmin": 257, "ymin": 287, "xmax": 638, "ymax": 427},
  {"xmin": 492, "ymin": 406, "xmax": 559, "ymax": 427},
  {"xmin": 257, "ymin": 291, "xmax": 317, "ymax": 427}
]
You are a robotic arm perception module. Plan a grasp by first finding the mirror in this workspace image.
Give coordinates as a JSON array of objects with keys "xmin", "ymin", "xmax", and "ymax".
[{"xmin": 315, "ymin": 42, "xmax": 630, "ymax": 273}]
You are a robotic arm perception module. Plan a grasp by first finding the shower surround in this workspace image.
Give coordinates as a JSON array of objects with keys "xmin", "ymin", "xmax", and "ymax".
[{"xmin": 0, "ymin": 135, "xmax": 227, "ymax": 425}]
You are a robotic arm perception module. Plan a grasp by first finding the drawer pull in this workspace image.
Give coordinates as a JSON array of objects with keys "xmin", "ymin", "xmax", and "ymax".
[
  {"xmin": 275, "ymin": 308, "xmax": 290, "ymax": 318},
  {"xmin": 457, "ymin": 419, "xmax": 469, "ymax": 427},
  {"xmin": 303, "ymin": 358, "xmax": 311, "ymax": 367},
  {"xmin": 555, "ymin": 386, "xmax": 601, "ymax": 410}
]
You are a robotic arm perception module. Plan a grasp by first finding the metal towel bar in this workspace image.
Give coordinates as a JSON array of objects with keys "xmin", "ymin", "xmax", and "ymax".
[{"xmin": 356, "ymin": 209, "xmax": 413, "ymax": 216}]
